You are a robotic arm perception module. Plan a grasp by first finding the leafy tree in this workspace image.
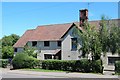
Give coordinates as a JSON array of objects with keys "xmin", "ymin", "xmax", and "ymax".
[
  {"xmin": 2, "ymin": 34, "xmax": 20, "ymax": 59},
  {"xmin": 2, "ymin": 34, "xmax": 20, "ymax": 47},
  {"xmin": 73, "ymin": 15, "xmax": 120, "ymax": 61},
  {"xmin": 99, "ymin": 15, "xmax": 120, "ymax": 55},
  {"xmin": 2, "ymin": 46, "xmax": 14, "ymax": 59},
  {"xmin": 73, "ymin": 21, "xmax": 102, "ymax": 60},
  {"xmin": 23, "ymin": 46, "xmax": 38, "ymax": 58},
  {"xmin": 98, "ymin": 16, "xmax": 110, "ymax": 55},
  {"xmin": 79, "ymin": 22, "xmax": 102, "ymax": 60},
  {"xmin": 109, "ymin": 24, "xmax": 120, "ymax": 54}
]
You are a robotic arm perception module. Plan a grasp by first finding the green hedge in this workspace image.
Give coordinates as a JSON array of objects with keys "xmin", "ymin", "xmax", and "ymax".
[
  {"xmin": 12, "ymin": 53, "xmax": 40, "ymax": 69},
  {"xmin": 12, "ymin": 53, "xmax": 103, "ymax": 73},
  {"xmin": 91, "ymin": 59, "xmax": 103, "ymax": 73},
  {"xmin": 115, "ymin": 61, "xmax": 120, "ymax": 74},
  {"xmin": 0, "ymin": 59, "xmax": 9, "ymax": 68},
  {"xmin": 42, "ymin": 60, "xmax": 75, "ymax": 71},
  {"xmin": 42, "ymin": 59, "xmax": 103, "ymax": 73}
]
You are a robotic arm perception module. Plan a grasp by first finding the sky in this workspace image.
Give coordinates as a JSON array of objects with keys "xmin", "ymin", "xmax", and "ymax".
[{"xmin": 2, "ymin": 2, "xmax": 119, "ymax": 38}]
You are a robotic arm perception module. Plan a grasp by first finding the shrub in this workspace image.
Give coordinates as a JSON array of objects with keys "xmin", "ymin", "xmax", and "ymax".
[
  {"xmin": 75, "ymin": 59, "xmax": 91, "ymax": 72},
  {"xmin": 41, "ymin": 59, "xmax": 103, "ymax": 73},
  {"xmin": 12, "ymin": 53, "xmax": 39, "ymax": 69},
  {"xmin": 115, "ymin": 61, "xmax": 120, "ymax": 74},
  {"xmin": 0, "ymin": 59, "xmax": 9, "ymax": 68},
  {"xmin": 91, "ymin": 59, "xmax": 103, "ymax": 73},
  {"xmin": 42, "ymin": 60, "xmax": 75, "ymax": 71}
]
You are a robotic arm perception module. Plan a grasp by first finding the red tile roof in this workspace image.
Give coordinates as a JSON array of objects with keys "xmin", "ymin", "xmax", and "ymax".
[
  {"xmin": 13, "ymin": 19, "xmax": 120, "ymax": 47},
  {"xmin": 13, "ymin": 23, "xmax": 73, "ymax": 47},
  {"xmin": 13, "ymin": 29, "xmax": 35, "ymax": 47},
  {"xmin": 29, "ymin": 23, "xmax": 73, "ymax": 41}
]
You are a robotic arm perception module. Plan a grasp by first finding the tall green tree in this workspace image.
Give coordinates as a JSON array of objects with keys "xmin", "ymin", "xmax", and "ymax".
[
  {"xmin": 79, "ymin": 22, "xmax": 102, "ymax": 60},
  {"xmin": 2, "ymin": 34, "xmax": 20, "ymax": 59},
  {"xmin": 99, "ymin": 15, "xmax": 120, "ymax": 55},
  {"xmin": 99, "ymin": 16, "xmax": 110, "ymax": 55},
  {"xmin": 74, "ymin": 15, "xmax": 120, "ymax": 61},
  {"xmin": 73, "ymin": 21, "xmax": 102, "ymax": 60},
  {"xmin": 2, "ymin": 46, "xmax": 14, "ymax": 59},
  {"xmin": 109, "ymin": 24, "xmax": 120, "ymax": 54},
  {"xmin": 2, "ymin": 34, "xmax": 20, "ymax": 47}
]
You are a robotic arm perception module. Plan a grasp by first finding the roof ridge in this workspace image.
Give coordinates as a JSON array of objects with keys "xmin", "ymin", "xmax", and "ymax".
[
  {"xmin": 37, "ymin": 22, "xmax": 74, "ymax": 27},
  {"xmin": 35, "ymin": 19, "xmax": 120, "ymax": 28}
]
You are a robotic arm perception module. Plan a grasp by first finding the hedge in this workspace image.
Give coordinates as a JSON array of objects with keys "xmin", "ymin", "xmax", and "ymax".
[
  {"xmin": 91, "ymin": 59, "xmax": 103, "ymax": 73},
  {"xmin": 42, "ymin": 59, "xmax": 103, "ymax": 73},
  {"xmin": 115, "ymin": 61, "xmax": 120, "ymax": 74},
  {"xmin": 12, "ymin": 53, "xmax": 40, "ymax": 69},
  {"xmin": 0, "ymin": 59, "xmax": 9, "ymax": 68},
  {"xmin": 12, "ymin": 53, "xmax": 103, "ymax": 73},
  {"xmin": 42, "ymin": 60, "xmax": 75, "ymax": 71}
]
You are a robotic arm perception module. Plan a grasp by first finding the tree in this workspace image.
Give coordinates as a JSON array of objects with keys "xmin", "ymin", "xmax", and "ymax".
[
  {"xmin": 73, "ymin": 15, "xmax": 120, "ymax": 61},
  {"xmin": 73, "ymin": 21, "xmax": 102, "ymax": 60},
  {"xmin": 23, "ymin": 46, "xmax": 38, "ymax": 58},
  {"xmin": 2, "ymin": 34, "xmax": 20, "ymax": 47},
  {"xmin": 109, "ymin": 24, "xmax": 120, "ymax": 54},
  {"xmin": 99, "ymin": 15, "xmax": 120, "ymax": 55},
  {"xmin": 99, "ymin": 16, "xmax": 110, "ymax": 55},
  {"xmin": 2, "ymin": 34, "xmax": 20, "ymax": 59},
  {"xmin": 79, "ymin": 22, "xmax": 102, "ymax": 60},
  {"xmin": 2, "ymin": 46, "xmax": 14, "ymax": 59}
]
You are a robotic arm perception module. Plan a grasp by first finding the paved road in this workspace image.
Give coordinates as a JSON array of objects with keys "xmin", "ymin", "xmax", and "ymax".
[
  {"xmin": 1, "ymin": 68, "xmax": 65, "ymax": 78},
  {"xmin": 0, "ymin": 68, "xmax": 120, "ymax": 79}
]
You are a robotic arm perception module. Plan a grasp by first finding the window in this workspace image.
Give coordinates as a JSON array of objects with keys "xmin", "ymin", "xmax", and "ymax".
[
  {"xmin": 71, "ymin": 38, "xmax": 77, "ymax": 50},
  {"xmin": 44, "ymin": 54, "xmax": 52, "ymax": 59},
  {"xmin": 32, "ymin": 41, "xmax": 37, "ymax": 47},
  {"xmin": 14, "ymin": 48, "xmax": 17, "ymax": 52},
  {"xmin": 108, "ymin": 57, "xmax": 120, "ymax": 65},
  {"xmin": 57, "ymin": 41, "xmax": 61, "ymax": 47},
  {"xmin": 44, "ymin": 41, "xmax": 49, "ymax": 47}
]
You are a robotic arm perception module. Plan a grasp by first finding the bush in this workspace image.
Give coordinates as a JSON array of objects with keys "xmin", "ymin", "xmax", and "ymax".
[
  {"xmin": 0, "ymin": 59, "xmax": 9, "ymax": 68},
  {"xmin": 12, "ymin": 53, "xmax": 40, "ymax": 69},
  {"xmin": 74, "ymin": 59, "xmax": 91, "ymax": 72},
  {"xmin": 42, "ymin": 60, "xmax": 75, "ymax": 71},
  {"xmin": 115, "ymin": 61, "xmax": 120, "ymax": 74},
  {"xmin": 91, "ymin": 59, "xmax": 103, "ymax": 73},
  {"xmin": 42, "ymin": 59, "xmax": 103, "ymax": 73}
]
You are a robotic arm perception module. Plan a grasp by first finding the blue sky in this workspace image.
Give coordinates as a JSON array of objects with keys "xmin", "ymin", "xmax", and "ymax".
[{"xmin": 2, "ymin": 2, "xmax": 118, "ymax": 38}]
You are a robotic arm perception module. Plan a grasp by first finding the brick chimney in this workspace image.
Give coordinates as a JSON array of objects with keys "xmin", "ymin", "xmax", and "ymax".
[{"xmin": 79, "ymin": 9, "xmax": 88, "ymax": 27}]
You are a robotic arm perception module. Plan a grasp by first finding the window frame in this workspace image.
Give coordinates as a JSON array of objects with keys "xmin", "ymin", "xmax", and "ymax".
[{"xmin": 71, "ymin": 38, "xmax": 77, "ymax": 50}]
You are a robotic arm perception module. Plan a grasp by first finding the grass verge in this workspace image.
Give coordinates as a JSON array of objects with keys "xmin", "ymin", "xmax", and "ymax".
[{"xmin": 21, "ymin": 68, "xmax": 66, "ymax": 72}]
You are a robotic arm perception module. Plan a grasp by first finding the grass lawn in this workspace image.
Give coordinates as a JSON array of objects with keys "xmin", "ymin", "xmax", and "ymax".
[
  {"xmin": 20, "ymin": 68, "xmax": 103, "ymax": 75},
  {"xmin": 21, "ymin": 68, "xmax": 66, "ymax": 72}
]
